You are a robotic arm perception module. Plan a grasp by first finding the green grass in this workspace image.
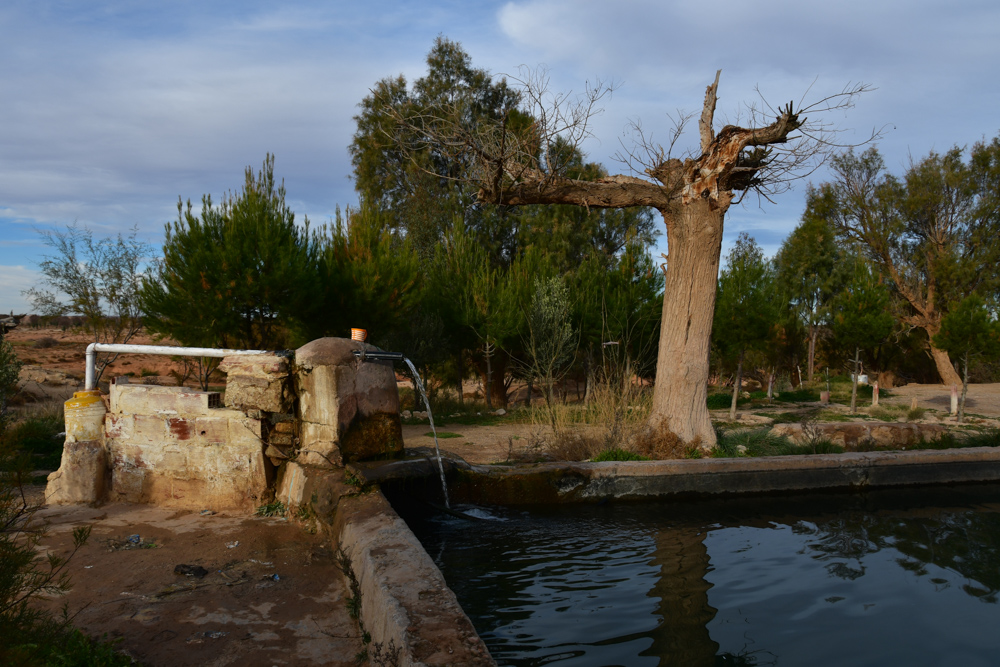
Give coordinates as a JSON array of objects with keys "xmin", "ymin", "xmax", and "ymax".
[
  {"xmin": 425, "ymin": 431, "xmax": 462, "ymax": 438},
  {"xmin": 255, "ymin": 500, "xmax": 286, "ymax": 517},
  {"xmin": 911, "ymin": 429, "xmax": 1000, "ymax": 451},
  {"xmin": 591, "ymin": 448, "xmax": 650, "ymax": 462},
  {"xmin": 714, "ymin": 427, "xmax": 844, "ymax": 458}
]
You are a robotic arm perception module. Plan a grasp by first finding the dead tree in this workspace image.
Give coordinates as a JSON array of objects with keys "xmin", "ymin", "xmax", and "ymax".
[{"xmin": 381, "ymin": 70, "xmax": 872, "ymax": 447}]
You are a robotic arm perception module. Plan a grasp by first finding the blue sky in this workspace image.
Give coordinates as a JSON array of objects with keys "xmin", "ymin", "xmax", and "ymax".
[{"xmin": 3, "ymin": 0, "xmax": 999, "ymax": 313}]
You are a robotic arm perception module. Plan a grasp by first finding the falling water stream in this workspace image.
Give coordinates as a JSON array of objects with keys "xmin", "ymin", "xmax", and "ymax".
[{"xmin": 403, "ymin": 358, "xmax": 451, "ymax": 509}]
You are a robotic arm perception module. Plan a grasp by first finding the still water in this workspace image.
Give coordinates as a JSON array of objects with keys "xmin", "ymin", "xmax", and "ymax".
[{"xmin": 397, "ymin": 485, "xmax": 1000, "ymax": 666}]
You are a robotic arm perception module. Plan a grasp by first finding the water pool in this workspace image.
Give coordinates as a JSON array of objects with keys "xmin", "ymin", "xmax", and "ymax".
[{"xmin": 397, "ymin": 485, "xmax": 1000, "ymax": 666}]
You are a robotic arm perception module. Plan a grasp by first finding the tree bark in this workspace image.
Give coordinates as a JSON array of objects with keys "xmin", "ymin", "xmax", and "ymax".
[
  {"xmin": 729, "ymin": 349, "xmax": 745, "ymax": 421},
  {"xmin": 850, "ymin": 347, "xmax": 860, "ymax": 414},
  {"xmin": 929, "ymin": 343, "xmax": 962, "ymax": 386},
  {"xmin": 649, "ymin": 198, "xmax": 727, "ymax": 447},
  {"xmin": 807, "ymin": 325, "xmax": 817, "ymax": 383},
  {"xmin": 959, "ymin": 352, "xmax": 969, "ymax": 423}
]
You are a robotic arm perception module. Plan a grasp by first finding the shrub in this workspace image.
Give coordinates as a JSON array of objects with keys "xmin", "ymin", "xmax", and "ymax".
[
  {"xmin": 4, "ymin": 402, "xmax": 65, "ymax": 470},
  {"xmin": 591, "ymin": 448, "xmax": 650, "ymax": 462},
  {"xmin": 33, "ymin": 337, "xmax": 59, "ymax": 349},
  {"xmin": 906, "ymin": 406, "xmax": 926, "ymax": 422},
  {"xmin": 706, "ymin": 393, "xmax": 733, "ymax": 410}
]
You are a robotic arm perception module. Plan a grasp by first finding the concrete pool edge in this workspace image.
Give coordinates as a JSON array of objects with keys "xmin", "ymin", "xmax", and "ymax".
[
  {"xmin": 439, "ymin": 447, "xmax": 1000, "ymax": 504},
  {"xmin": 321, "ymin": 447, "xmax": 1000, "ymax": 665},
  {"xmin": 329, "ymin": 490, "xmax": 496, "ymax": 666}
]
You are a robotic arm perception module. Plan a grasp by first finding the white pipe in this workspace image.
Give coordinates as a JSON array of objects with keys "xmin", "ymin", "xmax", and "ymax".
[{"xmin": 85, "ymin": 343, "xmax": 272, "ymax": 390}]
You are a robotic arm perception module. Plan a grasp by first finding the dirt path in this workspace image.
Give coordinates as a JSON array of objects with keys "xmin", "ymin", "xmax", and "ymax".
[
  {"xmin": 881, "ymin": 383, "xmax": 1000, "ymax": 418},
  {"xmin": 32, "ymin": 504, "xmax": 363, "ymax": 666},
  {"xmin": 401, "ymin": 422, "xmax": 545, "ymax": 465}
]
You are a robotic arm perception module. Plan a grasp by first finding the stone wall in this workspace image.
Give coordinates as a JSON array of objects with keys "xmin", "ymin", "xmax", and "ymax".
[{"xmin": 46, "ymin": 341, "xmax": 406, "ymax": 513}]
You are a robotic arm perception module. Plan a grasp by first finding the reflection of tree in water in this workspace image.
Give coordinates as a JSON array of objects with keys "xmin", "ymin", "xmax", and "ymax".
[{"xmin": 793, "ymin": 509, "xmax": 1000, "ymax": 602}]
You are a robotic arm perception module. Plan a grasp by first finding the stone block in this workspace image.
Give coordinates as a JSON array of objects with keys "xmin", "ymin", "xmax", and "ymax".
[
  {"xmin": 294, "ymin": 338, "xmax": 404, "ymax": 463},
  {"xmin": 221, "ymin": 353, "xmax": 293, "ymax": 413},
  {"xmin": 111, "ymin": 384, "xmax": 221, "ymax": 416},
  {"xmin": 45, "ymin": 439, "xmax": 107, "ymax": 505},
  {"xmin": 106, "ymin": 435, "xmax": 267, "ymax": 510}
]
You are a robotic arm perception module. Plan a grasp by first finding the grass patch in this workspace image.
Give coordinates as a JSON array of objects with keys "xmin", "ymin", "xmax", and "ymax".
[
  {"xmin": 714, "ymin": 427, "xmax": 844, "ymax": 458},
  {"xmin": 815, "ymin": 409, "xmax": 853, "ymax": 422},
  {"xmin": 912, "ymin": 429, "xmax": 1000, "ymax": 451},
  {"xmin": 906, "ymin": 407, "xmax": 926, "ymax": 421},
  {"xmin": 425, "ymin": 431, "xmax": 462, "ymax": 438},
  {"xmin": 868, "ymin": 405, "xmax": 905, "ymax": 422},
  {"xmin": 255, "ymin": 500, "xmax": 286, "ymax": 517},
  {"xmin": 591, "ymin": 448, "xmax": 650, "ymax": 462}
]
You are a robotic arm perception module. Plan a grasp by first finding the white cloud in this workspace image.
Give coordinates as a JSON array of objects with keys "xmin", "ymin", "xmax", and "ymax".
[{"xmin": 0, "ymin": 265, "xmax": 41, "ymax": 314}]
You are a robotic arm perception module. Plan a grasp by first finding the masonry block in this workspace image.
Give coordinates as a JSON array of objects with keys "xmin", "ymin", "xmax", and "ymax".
[
  {"xmin": 220, "ymin": 353, "xmax": 294, "ymax": 413},
  {"xmin": 110, "ymin": 383, "xmax": 221, "ymax": 416}
]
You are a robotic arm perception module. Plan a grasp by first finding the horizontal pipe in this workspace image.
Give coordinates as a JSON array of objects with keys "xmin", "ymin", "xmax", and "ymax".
[
  {"xmin": 85, "ymin": 343, "xmax": 273, "ymax": 391},
  {"xmin": 352, "ymin": 349, "xmax": 405, "ymax": 362}
]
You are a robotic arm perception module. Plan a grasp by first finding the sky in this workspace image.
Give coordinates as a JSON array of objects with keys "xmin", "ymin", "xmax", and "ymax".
[{"xmin": 3, "ymin": 0, "xmax": 999, "ymax": 314}]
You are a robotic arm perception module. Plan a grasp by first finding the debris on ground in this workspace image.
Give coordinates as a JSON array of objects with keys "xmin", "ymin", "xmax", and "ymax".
[
  {"xmin": 105, "ymin": 535, "xmax": 157, "ymax": 551},
  {"xmin": 173, "ymin": 564, "xmax": 209, "ymax": 578}
]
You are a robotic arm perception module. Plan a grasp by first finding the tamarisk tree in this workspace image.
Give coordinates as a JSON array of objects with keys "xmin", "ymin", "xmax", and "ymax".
[{"xmin": 379, "ymin": 65, "xmax": 870, "ymax": 447}]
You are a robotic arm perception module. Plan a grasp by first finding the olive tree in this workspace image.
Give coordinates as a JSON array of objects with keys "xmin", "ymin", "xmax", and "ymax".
[{"xmin": 377, "ymin": 63, "xmax": 872, "ymax": 447}]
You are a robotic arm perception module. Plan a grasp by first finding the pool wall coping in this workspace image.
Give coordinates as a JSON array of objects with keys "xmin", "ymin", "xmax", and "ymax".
[{"xmin": 442, "ymin": 447, "xmax": 1000, "ymax": 504}]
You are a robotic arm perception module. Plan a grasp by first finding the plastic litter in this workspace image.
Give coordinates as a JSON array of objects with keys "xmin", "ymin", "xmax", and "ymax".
[
  {"xmin": 226, "ymin": 540, "xmax": 239, "ymax": 549},
  {"xmin": 127, "ymin": 534, "xmax": 141, "ymax": 544}
]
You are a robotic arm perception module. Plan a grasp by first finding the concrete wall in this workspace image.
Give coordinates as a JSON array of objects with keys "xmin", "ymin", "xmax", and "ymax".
[{"xmin": 103, "ymin": 383, "xmax": 268, "ymax": 510}]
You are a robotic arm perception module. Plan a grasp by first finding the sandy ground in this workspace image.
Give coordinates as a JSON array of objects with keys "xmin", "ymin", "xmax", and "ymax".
[
  {"xmin": 30, "ymin": 504, "xmax": 363, "ymax": 666},
  {"xmin": 880, "ymin": 383, "xmax": 1000, "ymax": 418}
]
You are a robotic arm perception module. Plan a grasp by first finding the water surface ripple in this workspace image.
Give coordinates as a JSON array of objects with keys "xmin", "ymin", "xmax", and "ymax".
[{"xmin": 397, "ymin": 486, "xmax": 1000, "ymax": 666}]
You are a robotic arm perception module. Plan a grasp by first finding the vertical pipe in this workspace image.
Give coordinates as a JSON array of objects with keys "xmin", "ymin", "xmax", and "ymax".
[{"xmin": 85, "ymin": 343, "xmax": 96, "ymax": 390}]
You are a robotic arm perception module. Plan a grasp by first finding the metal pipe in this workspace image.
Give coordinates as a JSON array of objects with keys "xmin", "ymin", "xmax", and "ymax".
[
  {"xmin": 351, "ymin": 349, "xmax": 404, "ymax": 362},
  {"xmin": 85, "ymin": 343, "xmax": 272, "ymax": 390}
]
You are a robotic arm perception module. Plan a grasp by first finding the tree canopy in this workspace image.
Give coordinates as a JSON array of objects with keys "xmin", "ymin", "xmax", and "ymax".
[{"xmin": 816, "ymin": 141, "xmax": 1000, "ymax": 385}]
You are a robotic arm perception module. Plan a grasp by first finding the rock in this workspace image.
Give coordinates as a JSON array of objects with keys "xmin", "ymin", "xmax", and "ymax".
[
  {"xmin": 220, "ymin": 353, "xmax": 293, "ymax": 413},
  {"xmin": 736, "ymin": 445, "xmax": 748, "ymax": 454},
  {"xmin": 401, "ymin": 410, "xmax": 412, "ymax": 419},
  {"xmin": 494, "ymin": 409, "xmax": 507, "ymax": 416}
]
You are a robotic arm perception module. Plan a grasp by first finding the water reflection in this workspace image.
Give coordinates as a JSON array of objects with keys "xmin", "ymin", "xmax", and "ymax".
[{"xmin": 393, "ymin": 485, "xmax": 1000, "ymax": 666}]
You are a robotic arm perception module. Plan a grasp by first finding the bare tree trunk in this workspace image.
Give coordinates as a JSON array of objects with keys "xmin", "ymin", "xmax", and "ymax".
[
  {"xmin": 959, "ymin": 352, "xmax": 969, "ymax": 423},
  {"xmin": 766, "ymin": 367, "xmax": 775, "ymax": 403},
  {"xmin": 807, "ymin": 325, "xmax": 817, "ymax": 383},
  {"xmin": 649, "ymin": 199, "xmax": 726, "ymax": 448},
  {"xmin": 929, "ymin": 344, "xmax": 962, "ymax": 386},
  {"xmin": 484, "ymin": 340, "xmax": 493, "ymax": 410},
  {"xmin": 850, "ymin": 347, "xmax": 860, "ymax": 415},
  {"xmin": 729, "ymin": 349, "xmax": 745, "ymax": 421},
  {"xmin": 455, "ymin": 351, "xmax": 464, "ymax": 406}
]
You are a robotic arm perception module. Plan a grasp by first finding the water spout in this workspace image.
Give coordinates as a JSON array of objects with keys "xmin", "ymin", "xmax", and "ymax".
[
  {"xmin": 402, "ymin": 358, "xmax": 451, "ymax": 509},
  {"xmin": 350, "ymin": 348, "xmax": 451, "ymax": 509}
]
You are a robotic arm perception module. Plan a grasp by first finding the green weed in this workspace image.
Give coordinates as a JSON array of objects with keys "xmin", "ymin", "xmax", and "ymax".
[
  {"xmin": 591, "ymin": 448, "xmax": 650, "ymax": 462},
  {"xmin": 255, "ymin": 500, "xmax": 286, "ymax": 517},
  {"xmin": 425, "ymin": 431, "xmax": 462, "ymax": 438}
]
